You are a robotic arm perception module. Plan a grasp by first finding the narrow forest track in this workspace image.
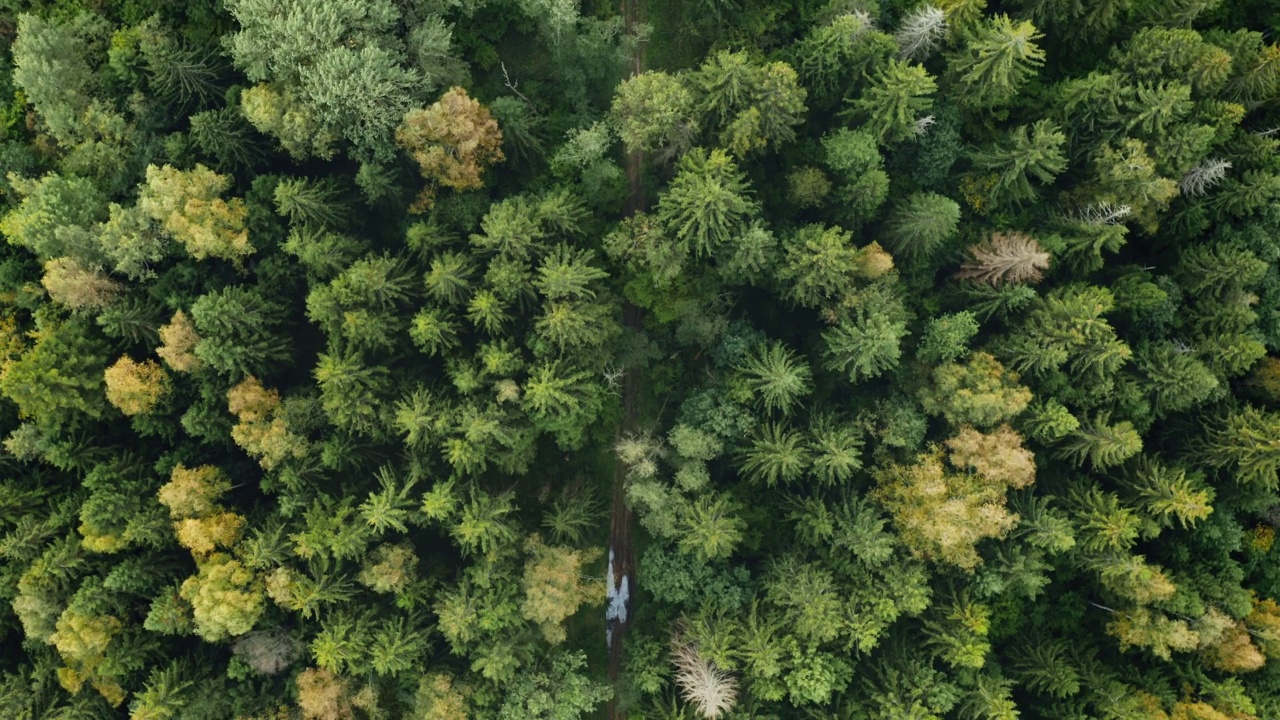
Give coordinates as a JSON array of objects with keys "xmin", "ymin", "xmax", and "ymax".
[{"xmin": 606, "ymin": 0, "xmax": 647, "ymax": 714}]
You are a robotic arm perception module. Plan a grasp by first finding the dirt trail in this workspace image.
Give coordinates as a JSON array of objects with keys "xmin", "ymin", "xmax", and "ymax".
[{"xmin": 606, "ymin": 0, "xmax": 647, "ymax": 715}]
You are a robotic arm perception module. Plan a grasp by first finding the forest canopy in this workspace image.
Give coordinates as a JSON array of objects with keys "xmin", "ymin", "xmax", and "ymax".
[{"xmin": 3, "ymin": 0, "xmax": 1280, "ymax": 718}]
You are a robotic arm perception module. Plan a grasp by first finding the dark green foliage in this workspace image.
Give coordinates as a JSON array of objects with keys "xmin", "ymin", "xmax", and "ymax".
[
  {"xmin": 3, "ymin": 1, "xmax": 1280, "ymax": 719},
  {"xmin": 189, "ymin": 286, "xmax": 292, "ymax": 377}
]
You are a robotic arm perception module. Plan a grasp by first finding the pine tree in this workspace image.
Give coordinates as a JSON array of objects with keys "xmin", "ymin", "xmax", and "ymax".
[
  {"xmin": 656, "ymin": 148, "xmax": 758, "ymax": 258},
  {"xmin": 1008, "ymin": 633, "xmax": 1082, "ymax": 698},
  {"xmin": 368, "ymin": 616, "xmax": 431, "ymax": 674},
  {"xmin": 793, "ymin": 13, "xmax": 896, "ymax": 99},
  {"xmin": 780, "ymin": 225, "xmax": 893, "ymax": 308},
  {"xmin": 947, "ymin": 15, "xmax": 1046, "ymax": 109},
  {"xmin": 610, "ymin": 71, "xmax": 698, "ymax": 157},
  {"xmin": 969, "ymin": 121, "xmax": 1067, "ymax": 205},
  {"xmin": 10, "ymin": 14, "xmax": 96, "ymax": 144},
  {"xmin": 738, "ymin": 423, "xmax": 811, "ymax": 486},
  {"xmin": 1057, "ymin": 413, "xmax": 1143, "ymax": 470},
  {"xmin": 273, "ymin": 178, "xmax": 350, "ymax": 229},
  {"xmin": 1090, "ymin": 140, "xmax": 1178, "ymax": 234},
  {"xmin": 677, "ymin": 493, "xmax": 745, "ymax": 562},
  {"xmin": 999, "ymin": 285, "xmax": 1131, "ymax": 379},
  {"xmin": 189, "ymin": 107, "xmax": 266, "ymax": 172},
  {"xmin": 1135, "ymin": 342, "xmax": 1219, "ymax": 416},
  {"xmin": 450, "ymin": 490, "xmax": 518, "ymax": 557},
  {"xmin": 923, "ymin": 596, "xmax": 992, "ymax": 669},
  {"xmin": 190, "ymin": 287, "xmax": 292, "ymax": 378},
  {"xmin": 849, "ymin": 59, "xmax": 937, "ymax": 144},
  {"xmin": 735, "ymin": 341, "xmax": 813, "ymax": 416},
  {"xmin": 1201, "ymin": 406, "xmax": 1280, "ymax": 488},
  {"xmin": 883, "ymin": 192, "xmax": 961, "ymax": 260},
  {"xmin": 423, "ymin": 251, "xmax": 476, "ymax": 306},
  {"xmin": 807, "ymin": 415, "xmax": 864, "ymax": 486},
  {"xmin": 1121, "ymin": 458, "xmax": 1213, "ymax": 530},
  {"xmin": 822, "ymin": 309, "xmax": 908, "ymax": 382},
  {"xmin": 535, "ymin": 245, "xmax": 610, "ymax": 301}
]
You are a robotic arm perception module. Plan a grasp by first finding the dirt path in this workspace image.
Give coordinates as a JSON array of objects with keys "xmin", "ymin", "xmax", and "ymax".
[{"xmin": 606, "ymin": 0, "xmax": 647, "ymax": 715}]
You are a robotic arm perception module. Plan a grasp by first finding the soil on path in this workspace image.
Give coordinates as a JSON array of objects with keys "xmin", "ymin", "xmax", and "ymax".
[{"xmin": 606, "ymin": 0, "xmax": 647, "ymax": 714}]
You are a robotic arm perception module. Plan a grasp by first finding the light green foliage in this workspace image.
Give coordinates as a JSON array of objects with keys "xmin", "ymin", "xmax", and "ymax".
[
  {"xmin": 0, "ymin": 316, "xmax": 110, "ymax": 429},
  {"xmin": 1202, "ymin": 406, "xmax": 1280, "ymax": 489},
  {"xmin": 1089, "ymin": 140, "xmax": 1178, "ymax": 234},
  {"xmin": 225, "ymin": 0, "xmax": 418, "ymax": 161},
  {"xmin": 875, "ymin": 451, "xmax": 1021, "ymax": 570},
  {"xmin": 947, "ymin": 15, "xmax": 1046, "ymax": 109},
  {"xmin": 739, "ymin": 423, "xmax": 810, "ymax": 486},
  {"xmin": 849, "ymin": 59, "xmax": 937, "ymax": 144},
  {"xmin": 10, "ymin": 14, "xmax": 99, "ymax": 144},
  {"xmin": 690, "ymin": 51, "xmax": 807, "ymax": 154},
  {"xmin": 179, "ymin": 554, "xmax": 265, "ymax": 642},
  {"xmin": 1, "ymin": 173, "xmax": 107, "ymax": 262},
  {"xmin": 523, "ymin": 361, "xmax": 605, "ymax": 448},
  {"xmin": 241, "ymin": 83, "xmax": 339, "ymax": 160},
  {"xmin": 1000, "ymin": 285, "xmax": 1131, "ymax": 381},
  {"xmin": 677, "ymin": 493, "xmax": 746, "ymax": 561},
  {"xmin": 408, "ymin": 15, "xmax": 468, "ymax": 88},
  {"xmin": 1122, "ymin": 458, "xmax": 1213, "ymax": 530},
  {"xmin": 970, "ymin": 120, "xmax": 1067, "ymax": 206},
  {"xmin": 917, "ymin": 312, "xmax": 979, "ymax": 364},
  {"xmin": 274, "ymin": 178, "xmax": 350, "ymax": 229},
  {"xmin": 1056, "ymin": 412, "xmax": 1143, "ymax": 469},
  {"xmin": 610, "ymin": 71, "xmax": 698, "ymax": 156},
  {"xmin": 924, "ymin": 596, "xmax": 991, "ymax": 669},
  {"xmin": 735, "ymin": 341, "xmax": 812, "ymax": 416},
  {"xmin": 779, "ymin": 224, "xmax": 894, "ymax": 309},
  {"xmin": 821, "ymin": 128, "xmax": 891, "ymax": 223},
  {"xmin": 921, "ymin": 352, "xmax": 1032, "ymax": 428},
  {"xmin": 138, "ymin": 164, "xmax": 253, "ymax": 264},
  {"xmin": 315, "ymin": 351, "xmax": 392, "ymax": 437},
  {"xmin": 823, "ymin": 308, "xmax": 909, "ymax": 383},
  {"xmin": 225, "ymin": 0, "xmax": 399, "ymax": 85},
  {"xmin": 96, "ymin": 204, "xmax": 169, "ymax": 281},
  {"xmin": 3, "ymin": 2, "xmax": 1280, "ymax": 717},
  {"xmin": 301, "ymin": 45, "xmax": 420, "ymax": 161},
  {"xmin": 883, "ymin": 192, "xmax": 961, "ymax": 260},
  {"xmin": 656, "ymin": 148, "xmax": 758, "ymax": 257},
  {"xmin": 497, "ymin": 651, "xmax": 612, "ymax": 720},
  {"xmin": 1135, "ymin": 342, "xmax": 1219, "ymax": 416}
]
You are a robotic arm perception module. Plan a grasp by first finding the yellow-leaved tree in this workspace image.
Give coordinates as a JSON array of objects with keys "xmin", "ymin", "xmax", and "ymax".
[
  {"xmin": 875, "ymin": 425, "xmax": 1036, "ymax": 570},
  {"xmin": 156, "ymin": 310, "xmax": 202, "ymax": 372},
  {"xmin": 138, "ymin": 163, "xmax": 253, "ymax": 263},
  {"xmin": 103, "ymin": 356, "xmax": 170, "ymax": 416},
  {"xmin": 520, "ymin": 534, "xmax": 605, "ymax": 644},
  {"xmin": 396, "ymin": 87, "xmax": 504, "ymax": 213},
  {"xmin": 227, "ymin": 376, "xmax": 309, "ymax": 470}
]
